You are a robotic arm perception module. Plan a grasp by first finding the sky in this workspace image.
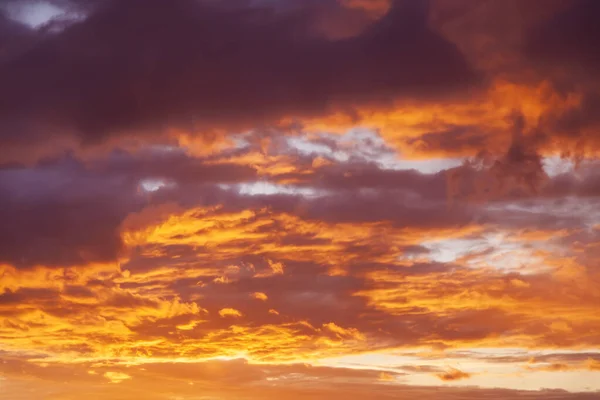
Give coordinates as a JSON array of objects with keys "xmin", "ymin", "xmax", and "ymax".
[{"xmin": 0, "ymin": 0, "xmax": 599, "ymax": 399}]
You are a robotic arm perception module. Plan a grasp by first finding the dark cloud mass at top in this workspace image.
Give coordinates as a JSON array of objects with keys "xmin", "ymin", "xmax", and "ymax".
[
  {"xmin": 525, "ymin": 0, "xmax": 600, "ymax": 77},
  {"xmin": 0, "ymin": 0, "xmax": 476, "ymax": 151}
]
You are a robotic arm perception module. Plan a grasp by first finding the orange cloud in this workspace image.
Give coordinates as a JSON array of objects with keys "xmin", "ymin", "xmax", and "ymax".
[
  {"xmin": 378, "ymin": 371, "xmax": 396, "ymax": 382},
  {"xmin": 219, "ymin": 308, "xmax": 243, "ymax": 318},
  {"xmin": 104, "ymin": 371, "xmax": 132, "ymax": 384},
  {"xmin": 436, "ymin": 367, "xmax": 472, "ymax": 382},
  {"xmin": 252, "ymin": 292, "xmax": 268, "ymax": 301}
]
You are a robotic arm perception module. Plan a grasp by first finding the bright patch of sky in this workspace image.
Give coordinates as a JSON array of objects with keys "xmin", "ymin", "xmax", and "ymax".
[
  {"xmin": 420, "ymin": 237, "xmax": 486, "ymax": 264},
  {"xmin": 419, "ymin": 232, "xmax": 551, "ymax": 273},
  {"xmin": 459, "ymin": 347, "xmax": 600, "ymax": 358},
  {"xmin": 149, "ymin": 144, "xmax": 184, "ymax": 154},
  {"xmin": 139, "ymin": 178, "xmax": 176, "ymax": 193},
  {"xmin": 287, "ymin": 136, "xmax": 349, "ymax": 162},
  {"xmin": 487, "ymin": 197, "xmax": 600, "ymax": 229},
  {"xmin": 407, "ymin": 369, "xmax": 600, "ymax": 392},
  {"xmin": 543, "ymin": 156, "xmax": 576, "ymax": 177},
  {"xmin": 220, "ymin": 181, "xmax": 323, "ymax": 198},
  {"xmin": 317, "ymin": 352, "xmax": 423, "ymax": 372},
  {"xmin": 318, "ymin": 349, "xmax": 600, "ymax": 392},
  {"xmin": 4, "ymin": 1, "xmax": 65, "ymax": 28},
  {"xmin": 286, "ymin": 129, "xmax": 462, "ymax": 174},
  {"xmin": 231, "ymin": 135, "xmax": 252, "ymax": 150}
]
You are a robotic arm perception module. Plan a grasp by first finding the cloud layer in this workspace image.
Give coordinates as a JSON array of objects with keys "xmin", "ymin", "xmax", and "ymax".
[{"xmin": 1, "ymin": 0, "xmax": 599, "ymax": 399}]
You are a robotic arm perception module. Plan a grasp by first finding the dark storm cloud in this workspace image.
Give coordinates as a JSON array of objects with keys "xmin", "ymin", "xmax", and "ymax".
[
  {"xmin": 0, "ymin": 0, "xmax": 476, "ymax": 151},
  {"xmin": 0, "ymin": 143, "xmax": 465, "ymax": 268},
  {"xmin": 294, "ymin": 161, "xmax": 448, "ymax": 199},
  {"xmin": 0, "ymin": 150, "xmax": 256, "ymax": 268},
  {"xmin": 406, "ymin": 125, "xmax": 490, "ymax": 156},
  {"xmin": 0, "ymin": 8, "xmax": 35, "ymax": 62},
  {"xmin": 522, "ymin": 0, "xmax": 600, "ymax": 157},
  {"xmin": 540, "ymin": 91, "xmax": 600, "ymax": 156},
  {"xmin": 446, "ymin": 114, "xmax": 550, "ymax": 202},
  {"xmin": 3, "ymin": 141, "xmax": 596, "ymax": 269},
  {"xmin": 525, "ymin": 0, "xmax": 600, "ymax": 78},
  {"xmin": 0, "ymin": 176, "xmax": 133, "ymax": 268}
]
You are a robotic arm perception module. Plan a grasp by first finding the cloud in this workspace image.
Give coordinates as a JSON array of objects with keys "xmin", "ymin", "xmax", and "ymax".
[
  {"xmin": 2, "ymin": 357, "xmax": 599, "ymax": 400},
  {"xmin": 446, "ymin": 113, "xmax": 549, "ymax": 202},
  {"xmin": 0, "ymin": 0, "xmax": 477, "ymax": 159},
  {"xmin": 525, "ymin": 0, "xmax": 600, "ymax": 78},
  {"xmin": 252, "ymin": 292, "xmax": 268, "ymax": 301},
  {"xmin": 0, "ymin": 149, "xmax": 260, "ymax": 267},
  {"xmin": 378, "ymin": 371, "xmax": 396, "ymax": 382},
  {"xmin": 0, "ymin": 139, "xmax": 598, "ymax": 365},
  {"xmin": 0, "ymin": 164, "xmax": 136, "ymax": 268},
  {"xmin": 435, "ymin": 367, "xmax": 472, "ymax": 381},
  {"xmin": 219, "ymin": 308, "xmax": 243, "ymax": 318},
  {"xmin": 103, "ymin": 371, "xmax": 132, "ymax": 383}
]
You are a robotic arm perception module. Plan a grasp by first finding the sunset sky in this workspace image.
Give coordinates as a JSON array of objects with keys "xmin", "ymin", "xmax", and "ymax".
[{"xmin": 1, "ymin": 0, "xmax": 600, "ymax": 399}]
